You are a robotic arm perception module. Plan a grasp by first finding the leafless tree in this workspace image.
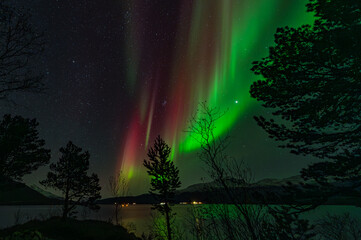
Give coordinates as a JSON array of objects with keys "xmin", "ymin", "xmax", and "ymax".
[
  {"xmin": 316, "ymin": 213, "xmax": 361, "ymax": 240},
  {"xmin": 0, "ymin": 2, "xmax": 46, "ymax": 101},
  {"xmin": 186, "ymin": 102, "xmax": 319, "ymax": 240},
  {"xmin": 108, "ymin": 170, "xmax": 129, "ymax": 225},
  {"xmin": 186, "ymin": 102, "xmax": 267, "ymax": 240}
]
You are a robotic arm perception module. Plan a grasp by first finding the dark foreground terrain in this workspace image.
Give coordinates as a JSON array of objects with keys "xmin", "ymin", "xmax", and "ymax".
[{"xmin": 0, "ymin": 217, "xmax": 140, "ymax": 240}]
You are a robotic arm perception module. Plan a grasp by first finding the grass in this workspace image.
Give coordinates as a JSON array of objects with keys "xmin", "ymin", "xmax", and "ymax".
[{"xmin": 0, "ymin": 217, "xmax": 141, "ymax": 240}]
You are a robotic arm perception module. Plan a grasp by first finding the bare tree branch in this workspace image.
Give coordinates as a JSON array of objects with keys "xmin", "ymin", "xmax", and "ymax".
[{"xmin": 0, "ymin": 2, "xmax": 46, "ymax": 101}]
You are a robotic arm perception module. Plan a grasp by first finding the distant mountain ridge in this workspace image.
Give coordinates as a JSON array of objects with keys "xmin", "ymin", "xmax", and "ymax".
[
  {"xmin": 0, "ymin": 178, "xmax": 61, "ymax": 205},
  {"xmin": 253, "ymin": 175, "xmax": 305, "ymax": 186},
  {"xmin": 178, "ymin": 175, "xmax": 305, "ymax": 193},
  {"xmin": 29, "ymin": 184, "xmax": 63, "ymax": 200},
  {"xmin": 99, "ymin": 175, "xmax": 361, "ymax": 206},
  {"xmin": 100, "ymin": 175, "xmax": 306, "ymax": 204},
  {"xmin": 2, "ymin": 175, "xmax": 359, "ymax": 206}
]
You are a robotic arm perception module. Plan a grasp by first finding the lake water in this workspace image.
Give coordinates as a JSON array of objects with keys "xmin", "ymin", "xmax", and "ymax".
[
  {"xmin": 0, "ymin": 204, "xmax": 183, "ymax": 237},
  {"xmin": 1, "ymin": 204, "xmax": 361, "ymax": 238}
]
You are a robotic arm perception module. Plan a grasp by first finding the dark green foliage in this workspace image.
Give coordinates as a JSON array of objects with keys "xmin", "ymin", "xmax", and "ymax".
[
  {"xmin": 316, "ymin": 213, "xmax": 361, "ymax": 239},
  {"xmin": 0, "ymin": 230, "xmax": 51, "ymax": 240},
  {"xmin": 143, "ymin": 136, "xmax": 181, "ymax": 213},
  {"xmin": 0, "ymin": 218, "xmax": 140, "ymax": 240},
  {"xmin": 40, "ymin": 141, "xmax": 101, "ymax": 219},
  {"xmin": 0, "ymin": 2, "xmax": 45, "ymax": 100},
  {"xmin": 0, "ymin": 115, "xmax": 50, "ymax": 181},
  {"xmin": 261, "ymin": 206, "xmax": 315, "ymax": 240},
  {"xmin": 250, "ymin": 0, "xmax": 361, "ymax": 200},
  {"xmin": 143, "ymin": 135, "xmax": 181, "ymax": 240}
]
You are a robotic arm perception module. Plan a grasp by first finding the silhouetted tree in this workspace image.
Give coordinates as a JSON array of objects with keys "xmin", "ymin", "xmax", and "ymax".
[
  {"xmin": 250, "ymin": 0, "xmax": 361, "ymax": 204},
  {"xmin": 187, "ymin": 102, "xmax": 316, "ymax": 240},
  {"xmin": 41, "ymin": 141, "xmax": 101, "ymax": 219},
  {"xmin": 0, "ymin": 114, "xmax": 50, "ymax": 181},
  {"xmin": 260, "ymin": 206, "xmax": 315, "ymax": 240},
  {"xmin": 316, "ymin": 213, "xmax": 361, "ymax": 240},
  {"xmin": 187, "ymin": 102, "xmax": 264, "ymax": 240},
  {"xmin": 143, "ymin": 135, "xmax": 181, "ymax": 240},
  {"xmin": 0, "ymin": 2, "xmax": 46, "ymax": 101},
  {"xmin": 108, "ymin": 170, "xmax": 129, "ymax": 225}
]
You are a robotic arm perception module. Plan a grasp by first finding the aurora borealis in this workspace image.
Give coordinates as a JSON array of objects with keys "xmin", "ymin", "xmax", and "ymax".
[
  {"xmin": 2, "ymin": 0, "xmax": 315, "ymax": 195},
  {"xmin": 117, "ymin": 0, "xmax": 313, "ymax": 190}
]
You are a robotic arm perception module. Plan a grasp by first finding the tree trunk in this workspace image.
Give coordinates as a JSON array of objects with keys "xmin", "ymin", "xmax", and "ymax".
[
  {"xmin": 63, "ymin": 179, "xmax": 70, "ymax": 219},
  {"xmin": 216, "ymin": 164, "xmax": 258, "ymax": 240},
  {"xmin": 165, "ymin": 204, "xmax": 172, "ymax": 240},
  {"xmin": 62, "ymin": 196, "xmax": 69, "ymax": 219},
  {"xmin": 115, "ymin": 203, "xmax": 119, "ymax": 225}
]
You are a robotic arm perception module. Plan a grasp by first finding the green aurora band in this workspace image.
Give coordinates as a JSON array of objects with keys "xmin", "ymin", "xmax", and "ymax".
[{"xmin": 118, "ymin": 0, "xmax": 314, "ymax": 189}]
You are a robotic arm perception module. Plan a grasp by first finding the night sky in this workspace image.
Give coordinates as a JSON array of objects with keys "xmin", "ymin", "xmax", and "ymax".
[{"xmin": 2, "ymin": 0, "xmax": 315, "ymax": 196}]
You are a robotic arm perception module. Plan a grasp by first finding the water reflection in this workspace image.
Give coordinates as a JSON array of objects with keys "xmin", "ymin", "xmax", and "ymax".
[{"xmin": 1, "ymin": 204, "xmax": 361, "ymax": 238}]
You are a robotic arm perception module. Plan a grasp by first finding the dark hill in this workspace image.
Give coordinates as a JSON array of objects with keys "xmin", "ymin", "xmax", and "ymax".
[
  {"xmin": 0, "ymin": 178, "xmax": 61, "ymax": 205},
  {"xmin": 0, "ymin": 217, "xmax": 140, "ymax": 240},
  {"xmin": 29, "ymin": 184, "xmax": 63, "ymax": 200}
]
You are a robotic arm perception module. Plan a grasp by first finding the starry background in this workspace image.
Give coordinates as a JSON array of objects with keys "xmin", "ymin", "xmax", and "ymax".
[{"xmin": 1, "ymin": 0, "xmax": 315, "ymax": 196}]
